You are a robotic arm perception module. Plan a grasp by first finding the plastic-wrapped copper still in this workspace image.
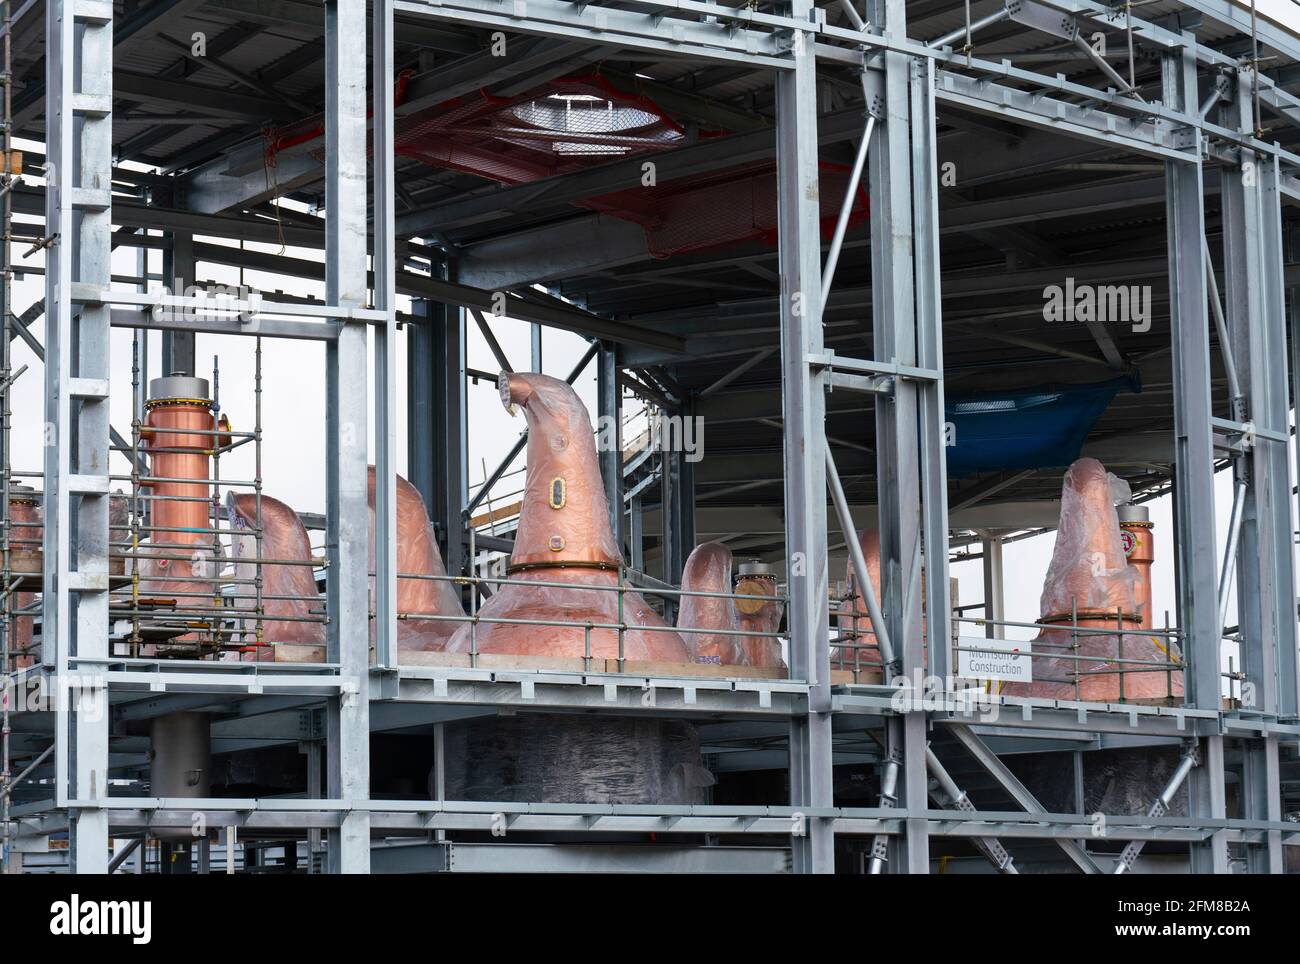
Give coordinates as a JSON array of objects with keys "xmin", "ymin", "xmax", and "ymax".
[
  {"xmin": 677, "ymin": 543, "xmax": 784, "ymax": 670},
  {"xmin": 445, "ymin": 372, "xmax": 688, "ymax": 661},
  {"xmin": 1000, "ymin": 458, "xmax": 1183, "ymax": 702},
  {"xmin": 734, "ymin": 560, "xmax": 783, "ymax": 669}
]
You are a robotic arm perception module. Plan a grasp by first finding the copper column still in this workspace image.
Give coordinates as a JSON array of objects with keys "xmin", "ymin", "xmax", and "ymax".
[
  {"xmin": 227, "ymin": 492, "xmax": 324, "ymax": 652},
  {"xmin": 1118, "ymin": 504, "xmax": 1155, "ymax": 630},
  {"xmin": 1000, "ymin": 458, "xmax": 1183, "ymax": 702},
  {"xmin": 367, "ymin": 466, "xmax": 466, "ymax": 652},
  {"xmin": 446, "ymin": 372, "xmax": 688, "ymax": 661},
  {"xmin": 137, "ymin": 375, "xmax": 229, "ymax": 628}
]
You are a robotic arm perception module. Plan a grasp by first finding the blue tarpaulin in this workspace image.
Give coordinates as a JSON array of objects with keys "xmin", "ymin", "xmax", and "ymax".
[{"xmin": 944, "ymin": 376, "xmax": 1137, "ymax": 477}]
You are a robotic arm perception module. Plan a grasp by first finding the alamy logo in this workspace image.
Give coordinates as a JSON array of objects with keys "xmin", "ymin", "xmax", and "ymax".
[
  {"xmin": 150, "ymin": 278, "xmax": 261, "ymax": 323},
  {"xmin": 1042, "ymin": 277, "xmax": 1152, "ymax": 332},
  {"xmin": 49, "ymin": 895, "xmax": 152, "ymax": 944}
]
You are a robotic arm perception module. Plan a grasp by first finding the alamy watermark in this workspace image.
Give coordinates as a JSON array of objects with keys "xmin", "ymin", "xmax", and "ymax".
[
  {"xmin": 596, "ymin": 411, "xmax": 704, "ymax": 463},
  {"xmin": 149, "ymin": 278, "xmax": 262, "ymax": 324},
  {"xmin": 1042, "ymin": 277, "xmax": 1152, "ymax": 333}
]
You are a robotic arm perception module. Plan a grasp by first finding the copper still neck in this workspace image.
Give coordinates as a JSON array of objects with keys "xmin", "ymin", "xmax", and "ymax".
[{"xmin": 499, "ymin": 371, "xmax": 622, "ymax": 571}]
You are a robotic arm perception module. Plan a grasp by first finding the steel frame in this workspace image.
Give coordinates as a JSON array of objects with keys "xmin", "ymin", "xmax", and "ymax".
[{"xmin": 6, "ymin": 0, "xmax": 1298, "ymax": 874}]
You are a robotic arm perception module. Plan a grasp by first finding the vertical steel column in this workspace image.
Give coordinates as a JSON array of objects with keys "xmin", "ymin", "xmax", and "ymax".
[
  {"xmin": 869, "ymin": 0, "xmax": 927, "ymax": 873},
  {"xmin": 597, "ymin": 342, "xmax": 623, "ymax": 552},
  {"xmin": 1240, "ymin": 734, "xmax": 1284, "ymax": 873},
  {"xmin": 161, "ymin": 231, "xmax": 195, "ymax": 375},
  {"xmin": 323, "ymin": 0, "xmax": 370, "ymax": 873},
  {"xmin": 372, "ymin": 0, "xmax": 397, "ymax": 671},
  {"xmin": 778, "ymin": 0, "xmax": 833, "ymax": 874},
  {"xmin": 911, "ymin": 56, "xmax": 952, "ymax": 683},
  {"xmin": 406, "ymin": 299, "xmax": 437, "ymax": 512},
  {"xmin": 678, "ymin": 394, "xmax": 696, "ymax": 560},
  {"xmin": 658, "ymin": 395, "xmax": 696, "ymax": 602},
  {"xmin": 1162, "ymin": 42, "xmax": 1220, "ymax": 713},
  {"xmin": 43, "ymin": 0, "xmax": 113, "ymax": 873},
  {"xmin": 1189, "ymin": 734, "xmax": 1230, "ymax": 873},
  {"xmin": 659, "ymin": 446, "xmax": 680, "ymax": 611},
  {"xmin": 629, "ymin": 495, "xmax": 644, "ymax": 572},
  {"xmin": 1164, "ymin": 42, "xmax": 1228, "ymax": 873},
  {"xmin": 1221, "ymin": 81, "xmax": 1297, "ymax": 718},
  {"xmin": 981, "ymin": 534, "xmax": 1005, "ymax": 639},
  {"xmin": 431, "ymin": 300, "xmax": 467, "ymax": 578}
]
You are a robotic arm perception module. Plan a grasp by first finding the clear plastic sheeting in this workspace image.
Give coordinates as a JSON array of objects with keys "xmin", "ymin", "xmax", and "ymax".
[
  {"xmin": 439, "ymin": 715, "xmax": 713, "ymax": 805},
  {"xmin": 677, "ymin": 542, "xmax": 743, "ymax": 665},
  {"xmin": 1038, "ymin": 458, "xmax": 1138, "ymax": 618},
  {"xmin": 446, "ymin": 372, "xmax": 689, "ymax": 661},
  {"xmin": 227, "ymin": 492, "xmax": 324, "ymax": 649},
  {"xmin": 1000, "ymin": 458, "xmax": 1183, "ymax": 702},
  {"xmin": 368, "ymin": 467, "xmax": 466, "ymax": 652}
]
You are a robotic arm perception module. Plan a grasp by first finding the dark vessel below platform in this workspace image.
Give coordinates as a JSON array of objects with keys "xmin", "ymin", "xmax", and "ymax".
[{"xmin": 439, "ymin": 714, "xmax": 714, "ymax": 805}]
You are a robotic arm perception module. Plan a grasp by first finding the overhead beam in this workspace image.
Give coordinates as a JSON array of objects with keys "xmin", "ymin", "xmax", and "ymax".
[{"xmin": 184, "ymin": 240, "xmax": 685, "ymax": 351}]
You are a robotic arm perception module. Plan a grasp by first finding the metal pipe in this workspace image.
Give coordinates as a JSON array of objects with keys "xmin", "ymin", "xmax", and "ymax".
[
  {"xmin": 1071, "ymin": 33, "xmax": 1140, "ymax": 96},
  {"xmin": 926, "ymin": 747, "xmax": 1018, "ymax": 874},
  {"xmin": 929, "ymin": 7, "xmax": 1009, "ymax": 49},
  {"xmin": 1218, "ymin": 479, "xmax": 1248, "ymax": 633},
  {"xmin": 820, "ymin": 113, "xmax": 874, "ymax": 308},
  {"xmin": 1202, "ymin": 236, "xmax": 1244, "ymax": 416},
  {"xmin": 866, "ymin": 755, "xmax": 899, "ymax": 874},
  {"xmin": 826, "ymin": 448, "xmax": 895, "ymax": 673},
  {"xmin": 0, "ymin": 743, "xmax": 53, "ymax": 798},
  {"xmin": 836, "ymin": 0, "xmax": 865, "ymax": 31},
  {"xmin": 108, "ymin": 837, "xmax": 143, "ymax": 874}
]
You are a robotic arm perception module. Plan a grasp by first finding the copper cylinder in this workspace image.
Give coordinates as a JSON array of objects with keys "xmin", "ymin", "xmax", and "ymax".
[
  {"xmin": 7, "ymin": 487, "xmax": 41, "ymax": 668},
  {"xmin": 678, "ymin": 542, "xmax": 744, "ymax": 665},
  {"xmin": 137, "ymin": 375, "xmax": 219, "ymax": 614},
  {"xmin": 1118, "ymin": 504, "xmax": 1155, "ymax": 630},
  {"xmin": 367, "ymin": 466, "xmax": 466, "ymax": 652},
  {"xmin": 734, "ymin": 560, "xmax": 784, "ymax": 669},
  {"xmin": 1001, "ymin": 458, "xmax": 1183, "ymax": 702},
  {"xmin": 227, "ymin": 492, "xmax": 324, "ymax": 652},
  {"xmin": 446, "ymin": 372, "xmax": 688, "ymax": 662}
]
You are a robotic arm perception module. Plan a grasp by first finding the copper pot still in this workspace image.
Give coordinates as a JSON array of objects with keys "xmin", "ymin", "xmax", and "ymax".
[
  {"xmin": 1000, "ymin": 458, "xmax": 1183, "ymax": 702},
  {"xmin": 135, "ymin": 375, "xmax": 227, "ymax": 625},
  {"xmin": 366, "ymin": 466, "xmax": 466, "ymax": 653},
  {"xmin": 445, "ymin": 372, "xmax": 688, "ymax": 661}
]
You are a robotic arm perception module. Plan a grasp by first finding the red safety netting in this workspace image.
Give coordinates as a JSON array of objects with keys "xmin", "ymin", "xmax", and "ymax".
[{"xmin": 261, "ymin": 72, "xmax": 868, "ymax": 259}]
